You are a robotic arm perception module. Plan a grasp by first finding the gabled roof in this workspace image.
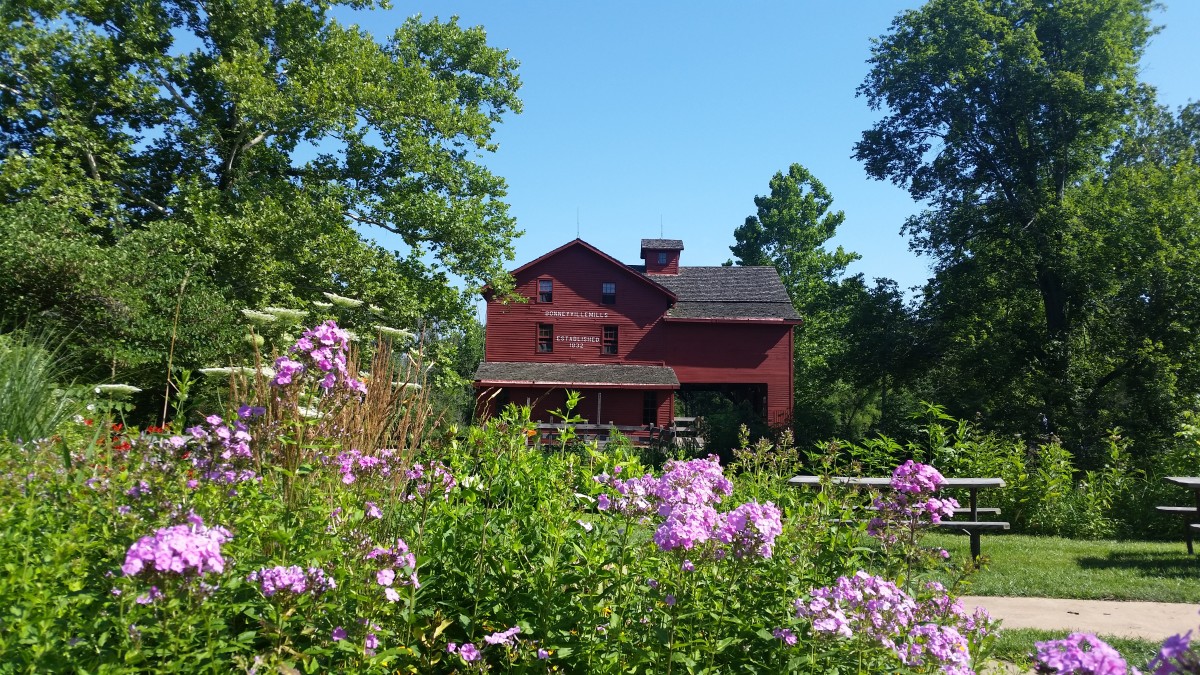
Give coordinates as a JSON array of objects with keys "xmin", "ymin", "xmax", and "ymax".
[
  {"xmin": 649, "ymin": 267, "xmax": 801, "ymax": 322},
  {"xmin": 640, "ymin": 239, "xmax": 685, "ymax": 251},
  {"xmin": 475, "ymin": 361, "xmax": 679, "ymax": 389},
  {"xmin": 501, "ymin": 238, "xmax": 676, "ymax": 301}
]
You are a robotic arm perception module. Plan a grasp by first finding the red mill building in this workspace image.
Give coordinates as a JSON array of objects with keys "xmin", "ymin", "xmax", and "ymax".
[{"xmin": 474, "ymin": 238, "xmax": 800, "ymax": 428}]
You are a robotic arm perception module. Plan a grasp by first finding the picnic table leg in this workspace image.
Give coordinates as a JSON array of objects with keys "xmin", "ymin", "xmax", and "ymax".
[
  {"xmin": 969, "ymin": 488, "xmax": 979, "ymax": 520},
  {"xmin": 970, "ymin": 531, "xmax": 981, "ymax": 560},
  {"xmin": 1185, "ymin": 487, "xmax": 1195, "ymax": 552}
]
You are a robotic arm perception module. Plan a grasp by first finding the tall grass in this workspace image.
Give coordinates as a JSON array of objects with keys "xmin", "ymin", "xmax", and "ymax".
[{"xmin": 0, "ymin": 328, "xmax": 78, "ymax": 444}]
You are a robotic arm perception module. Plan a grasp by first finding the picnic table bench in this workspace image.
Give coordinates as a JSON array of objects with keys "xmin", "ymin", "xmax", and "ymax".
[
  {"xmin": 788, "ymin": 475, "xmax": 1009, "ymax": 559},
  {"xmin": 1158, "ymin": 477, "xmax": 1200, "ymax": 554}
]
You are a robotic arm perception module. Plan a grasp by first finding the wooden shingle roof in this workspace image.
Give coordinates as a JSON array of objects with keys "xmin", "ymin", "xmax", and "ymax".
[
  {"xmin": 640, "ymin": 239, "xmax": 685, "ymax": 250},
  {"xmin": 648, "ymin": 267, "xmax": 801, "ymax": 322},
  {"xmin": 474, "ymin": 362, "xmax": 680, "ymax": 388}
]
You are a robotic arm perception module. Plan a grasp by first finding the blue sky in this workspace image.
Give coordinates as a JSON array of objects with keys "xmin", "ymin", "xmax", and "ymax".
[{"xmin": 338, "ymin": 1, "xmax": 1200, "ymax": 300}]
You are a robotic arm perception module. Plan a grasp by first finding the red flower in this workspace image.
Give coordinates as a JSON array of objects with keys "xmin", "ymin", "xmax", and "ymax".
[
  {"xmin": 111, "ymin": 423, "xmax": 123, "ymax": 433},
  {"xmin": 83, "ymin": 419, "xmax": 94, "ymax": 426}
]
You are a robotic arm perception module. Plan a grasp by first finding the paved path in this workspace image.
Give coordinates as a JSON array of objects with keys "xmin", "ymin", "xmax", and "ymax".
[{"xmin": 962, "ymin": 596, "xmax": 1200, "ymax": 641}]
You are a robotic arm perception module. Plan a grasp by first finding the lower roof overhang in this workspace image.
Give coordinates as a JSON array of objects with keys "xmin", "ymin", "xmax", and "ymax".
[
  {"xmin": 474, "ymin": 361, "xmax": 679, "ymax": 390},
  {"xmin": 662, "ymin": 316, "xmax": 803, "ymax": 325}
]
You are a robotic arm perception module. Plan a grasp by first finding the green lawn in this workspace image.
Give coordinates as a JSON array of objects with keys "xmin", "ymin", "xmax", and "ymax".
[
  {"xmin": 926, "ymin": 533, "xmax": 1200, "ymax": 603},
  {"xmin": 988, "ymin": 628, "xmax": 1160, "ymax": 672}
]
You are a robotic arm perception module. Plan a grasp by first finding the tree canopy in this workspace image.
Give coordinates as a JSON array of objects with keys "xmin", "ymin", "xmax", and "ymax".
[
  {"xmin": 855, "ymin": 0, "xmax": 1200, "ymax": 457},
  {"xmin": 0, "ymin": 0, "xmax": 521, "ymax": 404}
]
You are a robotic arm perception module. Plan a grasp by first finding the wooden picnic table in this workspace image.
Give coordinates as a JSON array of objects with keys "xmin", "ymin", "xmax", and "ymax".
[
  {"xmin": 1160, "ymin": 477, "xmax": 1200, "ymax": 554},
  {"xmin": 788, "ymin": 475, "xmax": 1008, "ymax": 558}
]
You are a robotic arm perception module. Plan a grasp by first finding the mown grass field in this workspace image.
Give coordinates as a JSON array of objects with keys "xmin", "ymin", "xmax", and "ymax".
[{"xmin": 928, "ymin": 532, "xmax": 1200, "ymax": 603}]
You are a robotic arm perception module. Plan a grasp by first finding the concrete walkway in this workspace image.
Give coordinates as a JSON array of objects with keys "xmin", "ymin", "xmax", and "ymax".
[{"xmin": 962, "ymin": 596, "xmax": 1200, "ymax": 641}]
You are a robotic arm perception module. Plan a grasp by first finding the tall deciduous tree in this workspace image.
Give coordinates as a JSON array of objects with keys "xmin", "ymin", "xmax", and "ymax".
[
  {"xmin": 855, "ymin": 0, "xmax": 1162, "ymax": 447},
  {"xmin": 728, "ymin": 164, "xmax": 865, "ymax": 441},
  {"xmin": 0, "ymin": 0, "xmax": 521, "ymax": 404}
]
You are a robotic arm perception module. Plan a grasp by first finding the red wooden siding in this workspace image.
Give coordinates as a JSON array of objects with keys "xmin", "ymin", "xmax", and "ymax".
[
  {"xmin": 642, "ymin": 249, "xmax": 680, "ymax": 275},
  {"xmin": 485, "ymin": 244, "xmax": 672, "ymax": 364},
  {"xmin": 663, "ymin": 322, "xmax": 794, "ymax": 426},
  {"xmin": 478, "ymin": 239, "xmax": 795, "ymax": 429}
]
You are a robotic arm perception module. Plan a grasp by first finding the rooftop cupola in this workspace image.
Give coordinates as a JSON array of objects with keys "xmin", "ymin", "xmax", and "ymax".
[{"xmin": 640, "ymin": 239, "xmax": 684, "ymax": 275}]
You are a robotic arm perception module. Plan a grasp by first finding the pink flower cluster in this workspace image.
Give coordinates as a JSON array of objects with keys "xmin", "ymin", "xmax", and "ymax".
[
  {"xmin": 247, "ymin": 565, "xmax": 336, "ymax": 597},
  {"xmin": 121, "ymin": 514, "xmax": 232, "ymax": 578},
  {"xmin": 484, "ymin": 625, "xmax": 521, "ymax": 647},
  {"xmin": 868, "ymin": 460, "xmax": 958, "ymax": 544},
  {"xmin": 184, "ymin": 408, "xmax": 262, "ymax": 484},
  {"xmin": 1147, "ymin": 629, "xmax": 1195, "ymax": 674},
  {"xmin": 406, "ymin": 461, "xmax": 457, "ymax": 499},
  {"xmin": 273, "ymin": 320, "xmax": 366, "ymax": 394},
  {"xmin": 796, "ymin": 572, "xmax": 990, "ymax": 674},
  {"xmin": 595, "ymin": 457, "xmax": 782, "ymax": 560},
  {"xmin": 335, "ymin": 448, "xmax": 405, "ymax": 485},
  {"xmin": 366, "ymin": 537, "xmax": 419, "ymax": 602},
  {"xmin": 1034, "ymin": 633, "xmax": 1128, "ymax": 675},
  {"xmin": 716, "ymin": 500, "xmax": 785, "ymax": 559}
]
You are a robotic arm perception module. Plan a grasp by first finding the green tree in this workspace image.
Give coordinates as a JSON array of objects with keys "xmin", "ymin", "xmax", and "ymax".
[
  {"xmin": 854, "ymin": 0, "xmax": 1164, "ymax": 449},
  {"xmin": 728, "ymin": 164, "xmax": 864, "ymax": 442},
  {"xmin": 0, "ymin": 0, "xmax": 521, "ymax": 412}
]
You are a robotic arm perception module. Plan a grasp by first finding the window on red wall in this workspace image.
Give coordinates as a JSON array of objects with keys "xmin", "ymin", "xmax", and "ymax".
[
  {"xmin": 601, "ymin": 282, "xmax": 616, "ymax": 304},
  {"xmin": 643, "ymin": 391, "xmax": 657, "ymax": 425},
  {"xmin": 657, "ymin": 252, "xmax": 667, "ymax": 265},
  {"xmin": 602, "ymin": 325, "xmax": 618, "ymax": 355},
  {"xmin": 538, "ymin": 279, "xmax": 553, "ymax": 303},
  {"xmin": 537, "ymin": 323, "xmax": 553, "ymax": 352}
]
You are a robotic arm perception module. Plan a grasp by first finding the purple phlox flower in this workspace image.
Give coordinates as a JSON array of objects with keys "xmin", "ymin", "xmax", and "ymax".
[
  {"xmin": 272, "ymin": 357, "xmax": 305, "ymax": 386},
  {"xmin": 366, "ymin": 538, "xmax": 419, "ymax": 588},
  {"xmin": 273, "ymin": 321, "xmax": 366, "ymax": 394},
  {"xmin": 538, "ymin": 648, "xmax": 550, "ymax": 659},
  {"xmin": 365, "ymin": 633, "xmax": 379, "ymax": 651},
  {"xmin": 135, "ymin": 586, "xmax": 162, "ymax": 605},
  {"xmin": 484, "ymin": 625, "xmax": 521, "ymax": 647},
  {"xmin": 713, "ymin": 500, "xmax": 784, "ymax": 559},
  {"xmin": 446, "ymin": 642, "xmax": 457, "ymax": 653},
  {"xmin": 248, "ymin": 565, "xmax": 335, "ymax": 597},
  {"xmin": 647, "ymin": 578, "xmax": 659, "ymax": 589},
  {"xmin": 773, "ymin": 628, "xmax": 798, "ymax": 646},
  {"xmin": 180, "ymin": 413, "xmax": 259, "ymax": 486},
  {"xmin": 1147, "ymin": 629, "xmax": 1192, "ymax": 675},
  {"xmin": 384, "ymin": 587, "xmax": 401, "ymax": 602},
  {"xmin": 577, "ymin": 519, "xmax": 593, "ymax": 532},
  {"xmin": 332, "ymin": 626, "xmax": 347, "ymax": 641},
  {"xmin": 121, "ymin": 519, "xmax": 232, "ymax": 578},
  {"xmin": 665, "ymin": 594, "xmax": 677, "ymax": 606},
  {"xmin": 1035, "ymin": 633, "xmax": 1128, "ymax": 675},
  {"xmin": 237, "ymin": 404, "xmax": 266, "ymax": 419},
  {"xmin": 365, "ymin": 501, "xmax": 382, "ymax": 519},
  {"xmin": 653, "ymin": 505, "xmax": 719, "ymax": 552},
  {"xmin": 126, "ymin": 480, "xmax": 151, "ymax": 499},
  {"xmin": 681, "ymin": 559, "xmax": 695, "ymax": 572},
  {"xmin": 897, "ymin": 624, "xmax": 970, "ymax": 672},
  {"xmin": 459, "ymin": 642, "xmax": 480, "ymax": 662}
]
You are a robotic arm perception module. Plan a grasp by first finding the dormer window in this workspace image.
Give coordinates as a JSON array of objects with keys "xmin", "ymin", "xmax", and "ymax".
[
  {"xmin": 657, "ymin": 252, "xmax": 667, "ymax": 265},
  {"xmin": 538, "ymin": 279, "xmax": 553, "ymax": 303},
  {"xmin": 601, "ymin": 282, "xmax": 616, "ymax": 304}
]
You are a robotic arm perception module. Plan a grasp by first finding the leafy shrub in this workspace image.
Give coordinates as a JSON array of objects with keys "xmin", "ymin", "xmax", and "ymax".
[
  {"xmin": 0, "ymin": 328, "xmax": 80, "ymax": 444},
  {"xmin": 0, "ymin": 322, "xmax": 999, "ymax": 673}
]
